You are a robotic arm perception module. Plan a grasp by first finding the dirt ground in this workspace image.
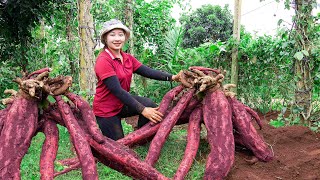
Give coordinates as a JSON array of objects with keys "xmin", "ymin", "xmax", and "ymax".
[{"xmin": 227, "ymin": 111, "xmax": 320, "ymax": 180}]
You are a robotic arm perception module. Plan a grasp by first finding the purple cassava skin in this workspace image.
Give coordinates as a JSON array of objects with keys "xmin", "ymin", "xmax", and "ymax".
[
  {"xmin": 65, "ymin": 92, "xmax": 105, "ymax": 144},
  {"xmin": 89, "ymin": 137, "xmax": 170, "ymax": 180},
  {"xmin": 0, "ymin": 96, "xmax": 38, "ymax": 179},
  {"xmin": 174, "ymin": 107, "xmax": 202, "ymax": 180},
  {"xmin": 244, "ymin": 106, "xmax": 263, "ymax": 129},
  {"xmin": 145, "ymin": 88, "xmax": 195, "ymax": 167},
  {"xmin": 117, "ymin": 123, "xmax": 159, "ymax": 147},
  {"xmin": 55, "ymin": 96, "xmax": 99, "ymax": 180},
  {"xmin": 47, "ymin": 109, "xmax": 143, "ymax": 179},
  {"xmin": 228, "ymin": 97, "xmax": 273, "ymax": 162},
  {"xmin": 27, "ymin": 67, "xmax": 51, "ymax": 79},
  {"xmin": 45, "ymin": 103, "xmax": 143, "ymax": 179},
  {"xmin": 50, "ymin": 97, "xmax": 167, "ymax": 180},
  {"xmin": 56, "ymin": 157, "xmax": 79, "ymax": 166},
  {"xmin": 0, "ymin": 105, "xmax": 11, "ymax": 135},
  {"xmin": 232, "ymin": 98, "xmax": 263, "ymax": 129},
  {"xmin": 39, "ymin": 118, "xmax": 59, "ymax": 180},
  {"xmin": 203, "ymin": 90, "xmax": 235, "ymax": 180},
  {"xmin": 54, "ymin": 161, "xmax": 81, "ymax": 178},
  {"xmin": 176, "ymin": 97, "xmax": 202, "ymax": 125},
  {"xmin": 117, "ymin": 85, "xmax": 184, "ymax": 147},
  {"xmin": 44, "ymin": 103, "xmax": 65, "ymax": 126}
]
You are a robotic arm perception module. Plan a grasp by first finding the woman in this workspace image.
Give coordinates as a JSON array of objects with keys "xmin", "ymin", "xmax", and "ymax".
[{"xmin": 93, "ymin": 19, "xmax": 180, "ymax": 140}]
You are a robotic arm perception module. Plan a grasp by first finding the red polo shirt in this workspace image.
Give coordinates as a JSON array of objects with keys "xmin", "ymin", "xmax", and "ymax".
[{"xmin": 93, "ymin": 48, "xmax": 142, "ymax": 117}]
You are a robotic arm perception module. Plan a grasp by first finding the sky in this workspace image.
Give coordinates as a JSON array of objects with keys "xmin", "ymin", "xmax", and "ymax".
[{"xmin": 171, "ymin": 0, "xmax": 320, "ymax": 36}]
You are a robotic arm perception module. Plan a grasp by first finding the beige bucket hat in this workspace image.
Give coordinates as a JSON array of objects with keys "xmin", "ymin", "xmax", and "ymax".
[{"xmin": 100, "ymin": 19, "xmax": 131, "ymax": 45}]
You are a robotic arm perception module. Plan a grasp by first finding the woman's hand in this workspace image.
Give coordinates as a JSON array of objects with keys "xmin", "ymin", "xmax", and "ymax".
[
  {"xmin": 141, "ymin": 107, "xmax": 164, "ymax": 123},
  {"xmin": 172, "ymin": 70, "xmax": 182, "ymax": 82}
]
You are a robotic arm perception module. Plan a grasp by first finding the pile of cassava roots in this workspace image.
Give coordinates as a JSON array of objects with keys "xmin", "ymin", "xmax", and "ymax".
[{"xmin": 0, "ymin": 66, "xmax": 273, "ymax": 180}]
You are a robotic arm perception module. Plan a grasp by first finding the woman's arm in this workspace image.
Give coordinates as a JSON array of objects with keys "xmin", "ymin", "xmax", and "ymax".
[
  {"xmin": 103, "ymin": 76, "xmax": 145, "ymax": 113},
  {"xmin": 103, "ymin": 76, "xmax": 163, "ymax": 123},
  {"xmin": 134, "ymin": 65, "xmax": 173, "ymax": 81}
]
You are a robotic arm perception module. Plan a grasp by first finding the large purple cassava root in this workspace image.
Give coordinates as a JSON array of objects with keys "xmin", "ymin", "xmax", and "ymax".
[
  {"xmin": 145, "ymin": 88, "xmax": 195, "ymax": 167},
  {"xmin": 39, "ymin": 118, "xmax": 59, "ymax": 180},
  {"xmin": 48, "ymin": 95, "xmax": 167, "ymax": 180},
  {"xmin": 0, "ymin": 66, "xmax": 273, "ymax": 180},
  {"xmin": 55, "ymin": 96, "xmax": 99, "ymax": 180},
  {"xmin": 173, "ymin": 107, "xmax": 202, "ymax": 180},
  {"xmin": 89, "ymin": 138, "xmax": 169, "ymax": 180},
  {"xmin": 203, "ymin": 90, "xmax": 235, "ymax": 180},
  {"xmin": 65, "ymin": 92, "xmax": 105, "ymax": 144},
  {"xmin": 117, "ymin": 85, "xmax": 184, "ymax": 147},
  {"xmin": 0, "ymin": 107, "xmax": 10, "ymax": 134},
  {"xmin": 229, "ymin": 97, "xmax": 273, "ymax": 162},
  {"xmin": 0, "ymin": 96, "xmax": 38, "ymax": 179},
  {"xmin": 0, "ymin": 68, "xmax": 171, "ymax": 180}
]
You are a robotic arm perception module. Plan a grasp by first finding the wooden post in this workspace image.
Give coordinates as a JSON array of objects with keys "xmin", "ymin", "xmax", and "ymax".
[{"xmin": 230, "ymin": 0, "xmax": 242, "ymax": 94}]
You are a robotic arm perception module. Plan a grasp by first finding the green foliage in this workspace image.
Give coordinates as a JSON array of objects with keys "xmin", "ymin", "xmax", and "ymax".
[
  {"xmin": 236, "ymin": 31, "xmax": 296, "ymax": 111},
  {"xmin": 0, "ymin": 0, "xmax": 69, "ymax": 70},
  {"xmin": 161, "ymin": 26, "xmax": 184, "ymax": 72},
  {"xmin": 0, "ymin": 63, "xmax": 19, "ymax": 109},
  {"xmin": 92, "ymin": 0, "xmax": 126, "ymax": 27},
  {"xmin": 269, "ymin": 119, "xmax": 285, "ymax": 128},
  {"xmin": 133, "ymin": 0, "xmax": 177, "ymax": 58},
  {"xmin": 270, "ymin": 111, "xmax": 302, "ymax": 128},
  {"xmin": 180, "ymin": 4, "xmax": 233, "ymax": 48}
]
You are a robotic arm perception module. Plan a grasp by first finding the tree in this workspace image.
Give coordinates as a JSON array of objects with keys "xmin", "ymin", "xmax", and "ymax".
[
  {"xmin": 0, "ymin": 0, "xmax": 66, "ymax": 71},
  {"xmin": 125, "ymin": 0, "xmax": 135, "ymax": 54},
  {"xmin": 180, "ymin": 4, "xmax": 233, "ymax": 48},
  {"xmin": 292, "ymin": 0, "xmax": 317, "ymax": 125},
  {"xmin": 77, "ymin": 0, "xmax": 96, "ymax": 96},
  {"xmin": 65, "ymin": 2, "xmax": 78, "ymax": 80},
  {"xmin": 133, "ymin": 0, "xmax": 176, "ymax": 60}
]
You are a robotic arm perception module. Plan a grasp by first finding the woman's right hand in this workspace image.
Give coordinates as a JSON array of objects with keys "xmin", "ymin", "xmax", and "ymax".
[{"xmin": 141, "ymin": 107, "xmax": 164, "ymax": 123}]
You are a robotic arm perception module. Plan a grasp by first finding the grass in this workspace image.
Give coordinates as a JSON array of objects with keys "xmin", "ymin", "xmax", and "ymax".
[{"xmin": 20, "ymin": 121, "xmax": 208, "ymax": 179}]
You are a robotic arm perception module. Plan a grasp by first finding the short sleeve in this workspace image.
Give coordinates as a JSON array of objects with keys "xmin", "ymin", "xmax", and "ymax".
[
  {"xmin": 129, "ymin": 54, "xmax": 142, "ymax": 71},
  {"xmin": 95, "ymin": 56, "xmax": 117, "ymax": 81}
]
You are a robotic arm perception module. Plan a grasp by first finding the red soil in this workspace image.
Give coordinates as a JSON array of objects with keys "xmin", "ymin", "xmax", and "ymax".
[{"xmin": 227, "ymin": 111, "xmax": 320, "ymax": 180}]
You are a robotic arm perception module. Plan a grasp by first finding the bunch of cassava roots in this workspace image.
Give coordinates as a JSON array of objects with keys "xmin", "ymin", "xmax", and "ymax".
[{"xmin": 0, "ymin": 66, "xmax": 273, "ymax": 180}]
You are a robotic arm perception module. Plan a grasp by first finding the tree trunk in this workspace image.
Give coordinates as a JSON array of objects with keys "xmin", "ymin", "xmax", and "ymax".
[
  {"xmin": 20, "ymin": 38, "xmax": 28, "ymax": 72},
  {"xmin": 125, "ymin": 0, "xmax": 134, "ymax": 55},
  {"xmin": 40, "ymin": 19, "xmax": 46, "ymax": 55},
  {"xmin": 293, "ymin": 0, "xmax": 314, "ymax": 125},
  {"xmin": 230, "ymin": 0, "xmax": 242, "ymax": 94},
  {"xmin": 66, "ymin": 7, "xmax": 77, "ymax": 82},
  {"xmin": 77, "ymin": 0, "xmax": 96, "ymax": 97}
]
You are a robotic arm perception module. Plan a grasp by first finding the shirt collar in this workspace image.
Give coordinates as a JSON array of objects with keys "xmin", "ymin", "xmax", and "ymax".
[{"xmin": 105, "ymin": 48, "xmax": 128, "ymax": 62}]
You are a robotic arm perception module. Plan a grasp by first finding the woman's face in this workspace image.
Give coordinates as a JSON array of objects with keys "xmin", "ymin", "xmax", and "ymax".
[{"xmin": 104, "ymin": 29, "xmax": 126, "ymax": 51}]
